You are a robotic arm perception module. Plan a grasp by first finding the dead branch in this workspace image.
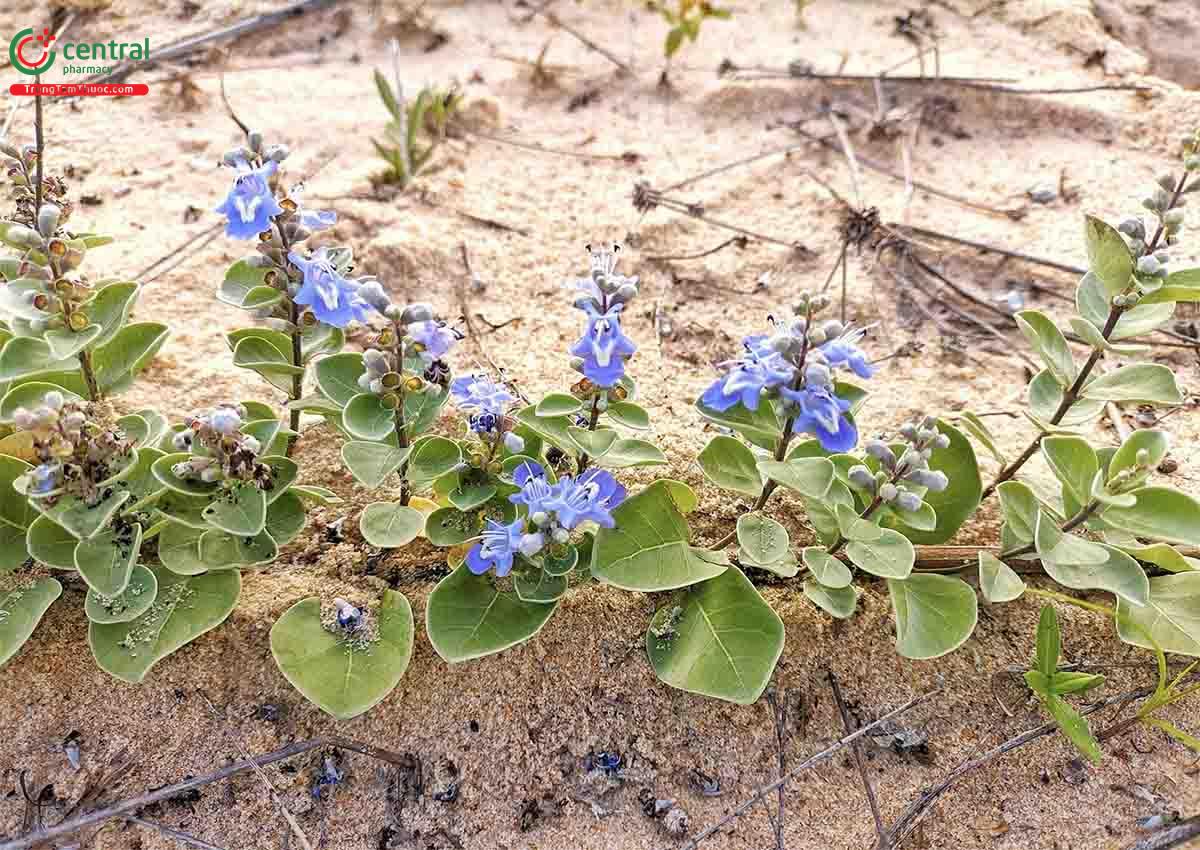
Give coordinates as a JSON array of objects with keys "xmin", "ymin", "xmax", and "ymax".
[
  {"xmin": 1123, "ymin": 816, "xmax": 1200, "ymax": 850},
  {"xmin": 829, "ymin": 671, "xmax": 886, "ymax": 849}
]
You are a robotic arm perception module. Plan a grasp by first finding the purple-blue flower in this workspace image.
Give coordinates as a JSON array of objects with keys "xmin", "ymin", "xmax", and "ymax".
[
  {"xmin": 509, "ymin": 464, "xmax": 558, "ymax": 517},
  {"xmin": 409, "ymin": 320, "xmax": 459, "ymax": 362},
  {"xmin": 782, "ymin": 385, "xmax": 858, "ymax": 453},
  {"xmin": 466, "ymin": 517, "xmax": 525, "ymax": 577},
  {"xmin": 551, "ymin": 468, "xmax": 626, "ymax": 529},
  {"xmin": 215, "ymin": 160, "xmax": 283, "ymax": 240},
  {"xmin": 451, "ymin": 375, "xmax": 516, "ymax": 422},
  {"xmin": 700, "ymin": 335, "xmax": 795, "ymax": 412},
  {"xmin": 298, "ymin": 208, "xmax": 337, "ymax": 231},
  {"xmin": 511, "ymin": 461, "xmax": 545, "ymax": 487},
  {"xmin": 288, "ymin": 247, "xmax": 376, "ymax": 328},
  {"xmin": 569, "ymin": 304, "xmax": 636, "ymax": 387},
  {"xmin": 820, "ymin": 328, "xmax": 875, "ymax": 380}
]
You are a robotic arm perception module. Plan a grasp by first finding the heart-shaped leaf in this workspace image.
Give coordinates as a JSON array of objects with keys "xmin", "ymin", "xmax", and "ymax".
[
  {"xmin": 271, "ymin": 591, "xmax": 414, "ymax": 720},
  {"xmin": 1116, "ymin": 573, "xmax": 1200, "ymax": 655},
  {"xmin": 341, "ymin": 441, "xmax": 410, "ymax": 489},
  {"xmin": 846, "ymin": 528, "xmax": 914, "ymax": 578},
  {"xmin": 978, "ymin": 553, "xmax": 1026, "ymax": 603},
  {"xmin": 89, "ymin": 566, "xmax": 241, "ymax": 683},
  {"xmin": 804, "ymin": 579, "xmax": 857, "ymax": 618},
  {"xmin": 360, "ymin": 502, "xmax": 424, "ymax": 548},
  {"xmin": 647, "ymin": 567, "xmax": 784, "ymax": 704},
  {"xmin": 0, "ymin": 576, "xmax": 61, "ymax": 666},
  {"xmin": 888, "ymin": 573, "xmax": 978, "ymax": 659},
  {"xmin": 698, "ymin": 435, "xmax": 763, "ymax": 497},
  {"xmin": 157, "ymin": 521, "xmax": 207, "ymax": 576},
  {"xmin": 426, "ymin": 565, "xmax": 558, "ymax": 662},
  {"xmin": 37, "ymin": 490, "xmax": 130, "ymax": 541},
  {"xmin": 343, "ymin": 393, "xmax": 395, "ymax": 441},
  {"xmin": 74, "ymin": 523, "xmax": 143, "ymax": 597},
  {"xmin": 84, "ymin": 563, "xmax": 158, "ymax": 624},
  {"xmin": 202, "ymin": 484, "xmax": 267, "ymax": 536}
]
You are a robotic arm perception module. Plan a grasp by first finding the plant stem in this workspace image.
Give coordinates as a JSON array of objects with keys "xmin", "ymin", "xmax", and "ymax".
[
  {"xmin": 392, "ymin": 324, "xmax": 411, "ymax": 507},
  {"xmin": 33, "ymin": 82, "xmax": 44, "ymax": 211},
  {"xmin": 998, "ymin": 499, "xmax": 1101, "ymax": 560},
  {"xmin": 981, "ymin": 171, "xmax": 1189, "ymax": 502},
  {"xmin": 273, "ymin": 221, "xmax": 303, "ymax": 454},
  {"xmin": 78, "ymin": 349, "xmax": 101, "ymax": 401},
  {"xmin": 1024, "ymin": 586, "xmax": 1114, "ymax": 617},
  {"xmin": 575, "ymin": 394, "xmax": 602, "ymax": 474}
]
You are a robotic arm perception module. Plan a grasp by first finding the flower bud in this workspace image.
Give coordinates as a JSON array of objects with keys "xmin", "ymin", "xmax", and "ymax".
[
  {"xmin": 43, "ymin": 391, "xmax": 64, "ymax": 411},
  {"xmin": 1135, "ymin": 448, "xmax": 1150, "ymax": 466},
  {"xmin": 36, "ymin": 204, "xmax": 60, "ymax": 238},
  {"xmin": 864, "ymin": 440, "xmax": 896, "ymax": 469},
  {"xmin": 401, "ymin": 303, "xmax": 434, "ymax": 324},
  {"xmin": 248, "ymin": 130, "xmax": 263, "ymax": 153},
  {"xmin": 1136, "ymin": 255, "xmax": 1161, "ymax": 276},
  {"xmin": 847, "ymin": 465, "xmax": 875, "ymax": 491},
  {"xmin": 552, "ymin": 527, "xmax": 570, "ymax": 544},
  {"xmin": 531, "ymin": 511, "xmax": 549, "ymax": 527},
  {"xmin": 1118, "ymin": 218, "xmax": 1146, "ymax": 240},
  {"xmin": 518, "ymin": 533, "xmax": 545, "ymax": 557},
  {"xmin": 266, "ymin": 144, "xmax": 290, "ymax": 162},
  {"xmin": 503, "ymin": 432, "xmax": 525, "ymax": 454},
  {"xmin": 879, "ymin": 483, "xmax": 898, "ymax": 502},
  {"xmin": 895, "ymin": 491, "xmax": 922, "ymax": 513}
]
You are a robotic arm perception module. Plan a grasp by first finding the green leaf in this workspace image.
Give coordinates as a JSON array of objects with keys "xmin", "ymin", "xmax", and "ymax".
[
  {"xmin": 837, "ymin": 505, "xmax": 883, "ymax": 542},
  {"xmin": 0, "ymin": 576, "xmax": 61, "ymax": 667},
  {"xmin": 1045, "ymin": 541, "xmax": 1149, "ymax": 606},
  {"xmin": 956, "ymin": 411, "xmax": 1006, "ymax": 466},
  {"xmin": 803, "ymin": 579, "xmax": 857, "ymax": 618},
  {"xmin": 802, "ymin": 546, "xmax": 851, "ymax": 588},
  {"xmin": 232, "ymin": 335, "xmax": 301, "ymax": 377},
  {"xmin": 405, "ymin": 436, "xmax": 462, "ymax": 486},
  {"xmin": 593, "ymin": 438, "xmax": 667, "ymax": 468},
  {"xmin": 448, "ymin": 482, "xmax": 496, "ymax": 511},
  {"xmin": 1084, "ymin": 215, "xmax": 1134, "ymax": 296},
  {"xmin": 360, "ymin": 502, "xmax": 425, "ymax": 548},
  {"xmin": 1068, "ymin": 317, "xmax": 1148, "ymax": 356},
  {"xmin": 1042, "ymin": 435, "xmax": 1098, "ymax": 511},
  {"xmin": 1102, "ymin": 487, "xmax": 1200, "ymax": 546},
  {"xmin": 1080, "ymin": 364, "xmax": 1183, "ymax": 405},
  {"xmin": 888, "ymin": 573, "xmax": 978, "ymax": 659},
  {"xmin": 1016, "ymin": 310, "xmax": 1076, "ymax": 386},
  {"xmin": 697, "ymin": 435, "xmax": 762, "ymax": 497},
  {"xmin": 341, "ymin": 441, "xmax": 410, "ymax": 489},
  {"xmin": 888, "ymin": 420, "xmax": 982, "ymax": 545},
  {"xmin": 74, "ymin": 523, "xmax": 142, "ymax": 597},
  {"xmin": 44, "ymin": 325, "xmax": 102, "ymax": 361},
  {"xmin": 567, "ymin": 426, "xmax": 617, "ymax": 458},
  {"xmin": 1051, "ymin": 671, "xmax": 1105, "ymax": 696},
  {"xmin": 218, "ymin": 260, "xmax": 279, "ymax": 309},
  {"xmin": 271, "ymin": 591, "xmax": 414, "ymax": 720},
  {"xmin": 1078, "ymin": 271, "xmax": 1174, "ymax": 341},
  {"xmin": 978, "ymin": 552, "xmax": 1026, "ymax": 603},
  {"xmin": 736, "ymin": 513, "xmax": 789, "ymax": 566},
  {"xmin": 1109, "ymin": 430, "xmax": 1169, "ymax": 489},
  {"xmin": 1035, "ymin": 603, "xmax": 1060, "ymax": 678},
  {"xmin": 891, "ymin": 500, "xmax": 937, "ymax": 532},
  {"xmin": 646, "ymin": 567, "xmax": 784, "ymax": 704},
  {"xmin": 1137, "ymin": 268, "xmax": 1200, "ymax": 305},
  {"xmin": 0, "ymin": 382, "xmax": 82, "ymax": 425},
  {"xmin": 756, "ymin": 457, "xmax": 834, "ymax": 499},
  {"xmin": 198, "ymin": 528, "xmax": 277, "ymax": 568},
  {"xmin": 997, "ymin": 481, "xmax": 1040, "ymax": 543},
  {"xmin": 290, "ymin": 485, "xmax": 344, "ymax": 506},
  {"xmin": 1044, "ymin": 694, "xmax": 1102, "ymax": 762},
  {"xmin": 514, "ymin": 405, "xmax": 577, "ymax": 455},
  {"xmin": 151, "ymin": 452, "xmax": 217, "ymax": 497},
  {"xmin": 591, "ymin": 480, "xmax": 728, "ymax": 591},
  {"xmin": 26, "ymin": 515, "xmax": 77, "ymax": 568},
  {"xmin": 695, "ymin": 399, "xmax": 781, "ymax": 452},
  {"xmin": 513, "ymin": 566, "xmax": 569, "ymax": 603},
  {"xmin": 846, "ymin": 528, "xmax": 915, "ymax": 579},
  {"xmin": 343, "ymin": 393, "xmax": 395, "ymax": 441},
  {"xmin": 1029, "ymin": 369, "xmax": 1105, "ymax": 426},
  {"xmin": 85, "ymin": 563, "xmax": 157, "ymax": 624},
  {"xmin": 82, "ymin": 281, "xmax": 139, "ymax": 348},
  {"xmin": 425, "ymin": 507, "xmax": 480, "ymax": 546},
  {"xmin": 1117, "ymin": 573, "xmax": 1200, "ymax": 655},
  {"xmin": 314, "ymin": 353, "xmax": 365, "ymax": 407},
  {"xmin": 0, "ymin": 337, "xmax": 69, "ymax": 381},
  {"xmin": 0, "ymin": 455, "xmax": 34, "ymax": 530},
  {"xmin": 92, "ymin": 322, "xmax": 169, "ymax": 392},
  {"xmin": 606, "ymin": 401, "xmax": 650, "ymax": 430},
  {"xmin": 264, "ymin": 491, "xmax": 306, "ymax": 546},
  {"xmin": 89, "ymin": 567, "xmax": 241, "ymax": 683},
  {"xmin": 1034, "ymin": 510, "xmax": 1109, "ymax": 566},
  {"xmin": 157, "ymin": 521, "xmax": 207, "ymax": 575},
  {"xmin": 426, "ymin": 566, "xmax": 558, "ymax": 662},
  {"xmin": 535, "ymin": 393, "xmax": 582, "ymax": 417},
  {"xmin": 0, "ymin": 522, "xmax": 29, "ymax": 573},
  {"xmin": 37, "ymin": 490, "xmax": 130, "ymax": 541},
  {"xmin": 202, "ymin": 484, "xmax": 267, "ymax": 536}
]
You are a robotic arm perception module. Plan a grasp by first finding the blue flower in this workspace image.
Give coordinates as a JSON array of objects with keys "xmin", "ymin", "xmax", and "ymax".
[
  {"xmin": 28, "ymin": 463, "xmax": 58, "ymax": 496},
  {"xmin": 409, "ymin": 320, "xmax": 459, "ymax": 362},
  {"xmin": 551, "ymin": 468, "xmax": 626, "ymax": 529},
  {"xmin": 782, "ymin": 385, "xmax": 858, "ymax": 453},
  {"xmin": 700, "ymin": 332, "xmax": 796, "ymax": 412},
  {"xmin": 466, "ymin": 517, "xmax": 525, "ymax": 577},
  {"xmin": 820, "ymin": 328, "xmax": 875, "ymax": 379},
  {"xmin": 288, "ymin": 247, "xmax": 376, "ymax": 328},
  {"xmin": 569, "ymin": 304, "xmax": 636, "ymax": 387},
  {"xmin": 510, "ymin": 464, "xmax": 558, "ymax": 517},
  {"xmin": 298, "ymin": 208, "xmax": 337, "ymax": 232},
  {"xmin": 215, "ymin": 160, "xmax": 283, "ymax": 240},
  {"xmin": 511, "ymin": 461, "xmax": 546, "ymax": 487},
  {"xmin": 451, "ymin": 374, "xmax": 516, "ymax": 421}
]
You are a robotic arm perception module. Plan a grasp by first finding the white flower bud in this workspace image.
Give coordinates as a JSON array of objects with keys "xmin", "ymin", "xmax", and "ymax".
[
  {"xmin": 531, "ymin": 511, "xmax": 549, "ymax": 527},
  {"xmin": 200, "ymin": 467, "xmax": 223, "ymax": 483},
  {"xmin": 879, "ymin": 483, "xmax": 898, "ymax": 502},
  {"xmin": 42, "ymin": 391, "xmax": 64, "ymax": 411},
  {"xmin": 552, "ymin": 527, "xmax": 570, "ymax": 544},
  {"xmin": 518, "ymin": 533, "xmax": 545, "ymax": 557},
  {"xmin": 36, "ymin": 204, "xmax": 60, "ymax": 238},
  {"xmin": 503, "ymin": 432, "xmax": 525, "ymax": 454},
  {"xmin": 210, "ymin": 408, "xmax": 242, "ymax": 436},
  {"xmin": 895, "ymin": 491, "xmax": 922, "ymax": 513}
]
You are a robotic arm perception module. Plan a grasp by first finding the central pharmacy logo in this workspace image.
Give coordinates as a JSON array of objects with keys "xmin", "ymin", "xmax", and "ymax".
[{"xmin": 9, "ymin": 27, "xmax": 57, "ymax": 76}]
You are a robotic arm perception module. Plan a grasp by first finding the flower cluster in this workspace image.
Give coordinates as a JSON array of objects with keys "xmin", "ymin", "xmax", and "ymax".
[
  {"xmin": 170, "ymin": 404, "xmax": 273, "ymax": 489},
  {"xmin": 12, "ymin": 392, "xmax": 132, "ymax": 505},
  {"xmin": 215, "ymin": 132, "xmax": 387, "ymax": 331},
  {"xmin": 358, "ymin": 302, "xmax": 460, "ymax": 405},
  {"xmin": 849, "ymin": 416, "xmax": 950, "ymax": 511},
  {"xmin": 1, "ymin": 140, "xmax": 73, "ymax": 231},
  {"xmin": 466, "ymin": 463, "xmax": 626, "ymax": 576},
  {"xmin": 700, "ymin": 295, "xmax": 874, "ymax": 452},
  {"xmin": 566, "ymin": 244, "xmax": 638, "ymax": 390},
  {"xmin": 450, "ymin": 372, "xmax": 525, "ymax": 451}
]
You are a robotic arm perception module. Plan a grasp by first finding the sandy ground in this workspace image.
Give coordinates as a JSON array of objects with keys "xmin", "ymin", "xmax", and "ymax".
[{"xmin": 1, "ymin": 0, "xmax": 1200, "ymax": 848}]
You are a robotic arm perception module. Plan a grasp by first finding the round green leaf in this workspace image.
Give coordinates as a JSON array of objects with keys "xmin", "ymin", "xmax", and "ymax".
[
  {"xmin": 888, "ymin": 573, "xmax": 978, "ymax": 659},
  {"xmin": 1080, "ymin": 364, "xmax": 1184, "ymax": 405},
  {"xmin": 265, "ymin": 491, "xmax": 307, "ymax": 546},
  {"xmin": 592, "ymin": 480, "xmax": 728, "ymax": 591},
  {"xmin": 802, "ymin": 547, "xmax": 852, "ymax": 589},
  {"xmin": 803, "ymin": 579, "xmax": 857, "ymax": 618},
  {"xmin": 0, "ymin": 576, "xmax": 61, "ymax": 666},
  {"xmin": 156, "ymin": 521, "xmax": 207, "ymax": 575},
  {"xmin": 647, "ymin": 567, "xmax": 784, "ymax": 704},
  {"xmin": 85, "ymin": 563, "xmax": 158, "ymax": 624},
  {"xmin": 202, "ymin": 483, "xmax": 267, "ymax": 536},
  {"xmin": 535, "ymin": 393, "xmax": 582, "ymax": 417},
  {"xmin": 341, "ymin": 441, "xmax": 410, "ymax": 489},
  {"xmin": 977, "ymin": 553, "xmax": 1026, "ymax": 603},
  {"xmin": 1102, "ymin": 486, "xmax": 1200, "ymax": 547},
  {"xmin": 1042, "ymin": 542, "xmax": 1149, "ymax": 607},
  {"xmin": 593, "ymin": 437, "xmax": 667, "ymax": 468},
  {"xmin": 846, "ymin": 528, "xmax": 914, "ymax": 578},
  {"xmin": 1083, "ymin": 215, "xmax": 1133, "ymax": 296},
  {"xmin": 151, "ymin": 453, "xmax": 218, "ymax": 497},
  {"xmin": 426, "ymin": 565, "xmax": 558, "ymax": 662},
  {"xmin": 425, "ymin": 507, "xmax": 480, "ymax": 546},
  {"xmin": 74, "ymin": 523, "xmax": 143, "ymax": 598},
  {"xmin": 405, "ymin": 436, "xmax": 462, "ymax": 485},
  {"xmin": 199, "ymin": 529, "xmax": 277, "ymax": 568},
  {"xmin": 736, "ymin": 513, "xmax": 789, "ymax": 566},
  {"xmin": 514, "ymin": 567, "xmax": 569, "ymax": 603},
  {"xmin": 1109, "ymin": 430, "xmax": 1169, "ymax": 488},
  {"xmin": 26, "ymin": 515, "xmax": 77, "ymax": 569},
  {"xmin": 697, "ymin": 435, "xmax": 763, "ymax": 498},
  {"xmin": 360, "ymin": 502, "xmax": 424, "ymax": 548},
  {"xmin": 314, "ymin": 352, "xmax": 366, "ymax": 406},
  {"xmin": 343, "ymin": 393, "xmax": 395, "ymax": 441},
  {"xmin": 1117, "ymin": 573, "xmax": 1200, "ymax": 656},
  {"xmin": 756, "ymin": 457, "xmax": 834, "ymax": 500},
  {"xmin": 606, "ymin": 401, "xmax": 650, "ymax": 430},
  {"xmin": 37, "ymin": 490, "xmax": 130, "ymax": 541},
  {"xmin": 270, "ymin": 591, "xmax": 414, "ymax": 720},
  {"xmin": 89, "ymin": 566, "xmax": 241, "ymax": 683}
]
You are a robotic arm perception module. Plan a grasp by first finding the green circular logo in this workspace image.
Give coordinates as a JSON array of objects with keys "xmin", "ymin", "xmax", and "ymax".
[{"xmin": 10, "ymin": 27, "xmax": 57, "ymax": 76}]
